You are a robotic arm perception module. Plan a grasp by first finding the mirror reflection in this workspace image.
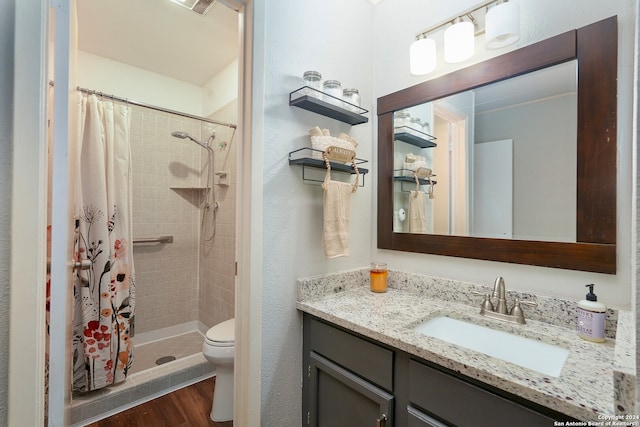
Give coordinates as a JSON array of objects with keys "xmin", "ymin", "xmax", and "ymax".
[{"xmin": 393, "ymin": 61, "xmax": 577, "ymax": 243}]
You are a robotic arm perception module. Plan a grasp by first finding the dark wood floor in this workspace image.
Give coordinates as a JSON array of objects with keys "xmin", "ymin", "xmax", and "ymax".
[{"xmin": 86, "ymin": 377, "xmax": 233, "ymax": 427}]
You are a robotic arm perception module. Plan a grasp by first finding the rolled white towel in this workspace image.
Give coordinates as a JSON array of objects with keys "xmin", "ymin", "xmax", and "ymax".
[{"xmin": 309, "ymin": 126, "xmax": 323, "ymax": 137}]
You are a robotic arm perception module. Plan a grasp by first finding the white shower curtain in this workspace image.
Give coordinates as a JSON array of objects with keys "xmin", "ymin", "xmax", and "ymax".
[{"xmin": 72, "ymin": 94, "xmax": 135, "ymax": 392}]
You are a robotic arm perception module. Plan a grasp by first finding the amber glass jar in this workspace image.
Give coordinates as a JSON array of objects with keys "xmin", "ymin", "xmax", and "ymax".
[{"xmin": 370, "ymin": 262, "xmax": 388, "ymax": 293}]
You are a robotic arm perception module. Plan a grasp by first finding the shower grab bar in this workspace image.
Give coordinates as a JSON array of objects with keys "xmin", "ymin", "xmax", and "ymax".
[
  {"xmin": 46, "ymin": 236, "xmax": 173, "ymax": 272},
  {"xmin": 133, "ymin": 235, "xmax": 174, "ymax": 245}
]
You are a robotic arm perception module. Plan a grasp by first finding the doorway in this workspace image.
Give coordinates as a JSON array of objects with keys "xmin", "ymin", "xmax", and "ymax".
[
  {"xmin": 49, "ymin": 0, "xmax": 241, "ymax": 424},
  {"xmin": 433, "ymin": 99, "xmax": 472, "ymax": 236}
]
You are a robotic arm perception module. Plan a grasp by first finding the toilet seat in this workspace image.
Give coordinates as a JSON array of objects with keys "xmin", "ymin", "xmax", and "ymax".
[{"xmin": 205, "ymin": 318, "xmax": 234, "ymax": 347}]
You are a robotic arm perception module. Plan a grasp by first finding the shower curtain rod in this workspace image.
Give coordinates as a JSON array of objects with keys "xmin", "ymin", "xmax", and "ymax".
[
  {"xmin": 76, "ymin": 86, "xmax": 237, "ymax": 129},
  {"xmin": 49, "ymin": 81, "xmax": 235, "ymax": 129}
]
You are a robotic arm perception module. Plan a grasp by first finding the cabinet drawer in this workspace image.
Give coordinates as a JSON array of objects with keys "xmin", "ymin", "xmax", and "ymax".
[
  {"xmin": 307, "ymin": 317, "xmax": 393, "ymax": 391},
  {"xmin": 408, "ymin": 359, "xmax": 558, "ymax": 427}
]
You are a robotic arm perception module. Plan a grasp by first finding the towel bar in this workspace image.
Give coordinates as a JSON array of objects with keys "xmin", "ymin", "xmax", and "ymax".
[{"xmin": 288, "ymin": 147, "xmax": 368, "ymax": 187}]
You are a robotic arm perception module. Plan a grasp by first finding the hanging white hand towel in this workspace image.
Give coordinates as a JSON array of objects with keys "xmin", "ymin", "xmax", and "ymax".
[
  {"xmin": 322, "ymin": 158, "xmax": 358, "ymax": 258},
  {"xmin": 409, "ymin": 190, "xmax": 428, "ymax": 234}
]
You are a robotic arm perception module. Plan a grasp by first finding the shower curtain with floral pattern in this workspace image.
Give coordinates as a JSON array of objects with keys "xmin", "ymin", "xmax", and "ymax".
[{"xmin": 72, "ymin": 94, "xmax": 135, "ymax": 392}]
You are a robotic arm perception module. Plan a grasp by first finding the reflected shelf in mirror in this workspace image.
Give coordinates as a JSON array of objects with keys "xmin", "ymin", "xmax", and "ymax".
[{"xmin": 394, "ymin": 126, "xmax": 437, "ymax": 148}]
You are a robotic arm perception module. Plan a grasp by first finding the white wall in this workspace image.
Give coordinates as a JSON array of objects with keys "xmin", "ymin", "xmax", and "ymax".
[
  {"xmin": 203, "ymin": 58, "xmax": 238, "ymax": 116},
  {"xmin": 259, "ymin": 0, "xmax": 374, "ymax": 424},
  {"xmin": 77, "ymin": 51, "xmax": 204, "ymax": 116},
  {"xmin": 475, "ymin": 94, "xmax": 577, "ymax": 241},
  {"xmin": 373, "ymin": 0, "xmax": 636, "ymax": 308},
  {"xmin": 0, "ymin": 1, "xmax": 14, "ymax": 424}
]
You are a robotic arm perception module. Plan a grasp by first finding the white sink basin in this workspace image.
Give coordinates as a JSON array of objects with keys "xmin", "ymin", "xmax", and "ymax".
[{"xmin": 413, "ymin": 316, "xmax": 569, "ymax": 377}]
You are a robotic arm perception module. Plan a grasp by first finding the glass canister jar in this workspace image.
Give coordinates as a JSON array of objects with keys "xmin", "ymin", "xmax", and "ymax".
[
  {"xmin": 394, "ymin": 110, "xmax": 411, "ymax": 128},
  {"xmin": 342, "ymin": 88, "xmax": 361, "ymax": 112},
  {"xmin": 410, "ymin": 117, "xmax": 423, "ymax": 135},
  {"xmin": 303, "ymin": 70, "xmax": 322, "ymax": 98},
  {"xmin": 422, "ymin": 121, "xmax": 432, "ymax": 136},
  {"xmin": 322, "ymin": 80, "xmax": 342, "ymax": 105}
]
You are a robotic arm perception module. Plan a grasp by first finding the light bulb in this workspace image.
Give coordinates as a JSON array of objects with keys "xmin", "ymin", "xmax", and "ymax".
[
  {"xmin": 444, "ymin": 20, "xmax": 475, "ymax": 63},
  {"xmin": 485, "ymin": 1, "xmax": 520, "ymax": 49},
  {"xmin": 410, "ymin": 37, "xmax": 437, "ymax": 75}
]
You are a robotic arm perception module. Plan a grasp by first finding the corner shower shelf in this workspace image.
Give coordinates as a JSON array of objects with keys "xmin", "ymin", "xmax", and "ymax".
[
  {"xmin": 289, "ymin": 147, "xmax": 369, "ymax": 186},
  {"xmin": 289, "ymin": 87, "xmax": 369, "ymax": 125},
  {"xmin": 394, "ymin": 126, "xmax": 437, "ymax": 148}
]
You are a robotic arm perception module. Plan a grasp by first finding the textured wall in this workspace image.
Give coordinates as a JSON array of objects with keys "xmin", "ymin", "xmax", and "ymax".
[
  {"xmin": 260, "ymin": 0, "xmax": 375, "ymax": 424},
  {"xmin": 0, "ymin": 0, "xmax": 14, "ymax": 423}
]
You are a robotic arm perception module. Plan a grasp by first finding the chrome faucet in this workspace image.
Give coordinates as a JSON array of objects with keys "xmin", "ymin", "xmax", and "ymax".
[{"xmin": 472, "ymin": 276, "xmax": 537, "ymax": 324}]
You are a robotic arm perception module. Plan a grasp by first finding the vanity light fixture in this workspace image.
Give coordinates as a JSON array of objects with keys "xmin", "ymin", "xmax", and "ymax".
[
  {"xmin": 410, "ymin": 35, "xmax": 437, "ymax": 75},
  {"xmin": 409, "ymin": 0, "xmax": 520, "ymax": 75},
  {"xmin": 485, "ymin": 0, "xmax": 520, "ymax": 49},
  {"xmin": 444, "ymin": 17, "xmax": 475, "ymax": 63}
]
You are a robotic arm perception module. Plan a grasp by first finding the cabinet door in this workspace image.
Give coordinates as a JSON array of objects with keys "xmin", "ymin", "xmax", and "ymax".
[{"xmin": 308, "ymin": 352, "xmax": 394, "ymax": 427}]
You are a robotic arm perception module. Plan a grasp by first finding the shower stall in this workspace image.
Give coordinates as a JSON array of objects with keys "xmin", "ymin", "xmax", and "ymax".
[{"xmin": 69, "ymin": 94, "xmax": 238, "ymax": 425}]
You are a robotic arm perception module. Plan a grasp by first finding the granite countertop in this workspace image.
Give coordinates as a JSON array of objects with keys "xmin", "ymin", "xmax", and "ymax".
[{"xmin": 297, "ymin": 269, "xmax": 635, "ymax": 422}]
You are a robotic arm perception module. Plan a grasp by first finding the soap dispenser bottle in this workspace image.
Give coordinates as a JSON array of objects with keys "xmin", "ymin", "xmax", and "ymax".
[{"xmin": 577, "ymin": 284, "xmax": 606, "ymax": 343}]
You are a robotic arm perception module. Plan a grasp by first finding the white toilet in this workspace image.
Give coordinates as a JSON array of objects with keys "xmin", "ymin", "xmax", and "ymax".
[{"xmin": 202, "ymin": 318, "xmax": 235, "ymax": 422}]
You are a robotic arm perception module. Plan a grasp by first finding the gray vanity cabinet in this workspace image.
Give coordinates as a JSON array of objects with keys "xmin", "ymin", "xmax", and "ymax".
[
  {"xmin": 407, "ymin": 359, "xmax": 558, "ymax": 427},
  {"xmin": 309, "ymin": 352, "xmax": 394, "ymax": 427},
  {"xmin": 303, "ymin": 314, "xmax": 575, "ymax": 427},
  {"xmin": 406, "ymin": 405, "xmax": 448, "ymax": 427},
  {"xmin": 303, "ymin": 315, "xmax": 394, "ymax": 427}
]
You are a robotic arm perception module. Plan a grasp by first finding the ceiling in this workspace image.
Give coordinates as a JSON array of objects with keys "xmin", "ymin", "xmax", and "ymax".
[{"xmin": 76, "ymin": 0, "xmax": 239, "ymax": 86}]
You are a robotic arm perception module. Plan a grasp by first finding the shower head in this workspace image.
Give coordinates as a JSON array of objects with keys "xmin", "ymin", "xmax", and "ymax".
[
  {"xmin": 171, "ymin": 131, "xmax": 189, "ymax": 139},
  {"xmin": 171, "ymin": 131, "xmax": 212, "ymax": 150}
]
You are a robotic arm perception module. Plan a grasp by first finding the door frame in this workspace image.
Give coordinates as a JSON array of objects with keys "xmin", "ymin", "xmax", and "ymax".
[
  {"xmin": 221, "ymin": 1, "xmax": 263, "ymax": 426},
  {"xmin": 433, "ymin": 101, "xmax": 472, "ymax": 235},
  {"xmin": 11, "ymin": 0, "xmax": 262, "ymax": 425},
  {"xmin": 10, "ymin": 0, "xmax": 50, "ymax": 425}
]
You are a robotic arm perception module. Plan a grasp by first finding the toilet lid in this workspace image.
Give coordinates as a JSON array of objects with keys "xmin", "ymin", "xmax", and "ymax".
[{"xmin": 205, "ymin": 318, "xmax": 234, "ymax": 343}]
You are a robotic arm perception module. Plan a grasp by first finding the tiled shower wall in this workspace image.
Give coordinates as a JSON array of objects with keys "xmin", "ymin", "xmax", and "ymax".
[
  {"xmin": 129, "ymin": 100, "xmax": 236, "ymax": 336},
  {"xmin": 130, "ymin": 106, "xmax": 214, "ymax": 334},
  {"xmin": 199, "ymin": 99, "xmax": 237, "ymax": 328}
]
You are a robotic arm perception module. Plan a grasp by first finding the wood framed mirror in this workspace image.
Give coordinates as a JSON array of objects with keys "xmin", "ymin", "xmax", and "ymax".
[{"xmin": 377, "ymin": 17, "xmax": 617, "ymax": 274}]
